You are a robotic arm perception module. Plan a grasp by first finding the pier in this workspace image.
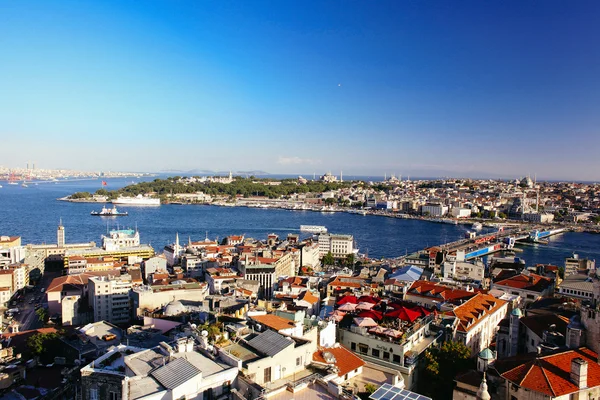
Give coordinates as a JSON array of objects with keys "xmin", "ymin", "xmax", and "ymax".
[{"xmin": 436, "ymin": 226, "xmax": 567, "ymax": 261}]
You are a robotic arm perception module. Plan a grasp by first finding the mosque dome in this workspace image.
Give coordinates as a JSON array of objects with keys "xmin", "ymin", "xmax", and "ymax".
[
  {"xmin": 164, "ymin": 300, "xmax": 186, "ymax": 316},
  {"xmin": 478, "ymin": 348, "xmax": 495, "ymax": 361},
  {"xmin": 511, "ymin": 308, "xmax": 523, "ymax": 317}
]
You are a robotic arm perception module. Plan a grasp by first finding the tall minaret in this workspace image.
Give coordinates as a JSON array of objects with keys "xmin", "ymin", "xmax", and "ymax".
[
  {"xmin": 175, "ymin": 232, "xmax": 180, "ymax": 250},
  {"xmin": 57, "ymin": 219, "xmax": 65, "ymax": 248},
  {"xmin": 340, "ymin": 170, "xmax": 343, "ymax": 183},
  {"xmin": 476, "ymin": 372, "xmax": 491, "ymax": 400}
]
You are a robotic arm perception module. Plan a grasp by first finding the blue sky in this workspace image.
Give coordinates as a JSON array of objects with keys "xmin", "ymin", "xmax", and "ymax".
[{"xmin": 1, "ymin": 1, "xmax": 599, "ymax": 180}]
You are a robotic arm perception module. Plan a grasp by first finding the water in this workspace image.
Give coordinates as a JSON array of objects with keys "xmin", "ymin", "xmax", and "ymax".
[{"xmin": 1, "ymin": 178, "xmax": 599, "ymax": 266}]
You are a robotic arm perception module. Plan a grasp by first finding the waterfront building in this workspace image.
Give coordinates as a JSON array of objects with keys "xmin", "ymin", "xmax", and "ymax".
[
  {"xmin": 101, "ymin": 229, "xmax": 140, "ymax": 251},
  {"xmin": 565, "ymin": 254, "xmax": 595, "ymax": 276},
  {"xmin": 317, "ymin": 233, "xmax": 354, "ymax": 258},
  {"xmin": 451, "ymin": 207, "xmax": 472, "ymax": 218},
  {"xmin": 421, "ymin": 203, "xmax": 448, "ymax": 217},
  {"xmin": 442, "ymin": 259, "xmax": 485, "ymax": 283}
]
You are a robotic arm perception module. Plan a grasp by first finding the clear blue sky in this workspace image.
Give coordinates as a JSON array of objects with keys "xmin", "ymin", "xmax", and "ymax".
[{"xmin": 1, "ymin": 1, "xmax": 599, "ymax": 180}]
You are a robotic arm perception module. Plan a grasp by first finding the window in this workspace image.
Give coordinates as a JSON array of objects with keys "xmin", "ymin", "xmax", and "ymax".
[
  {"xmin": 393, "ymin": 354, "xmax": 401, "ymax": 364},
  {"xmin": 358, "ymin": 344, "xmax": 369, "ymax": 354},
  {"xmin": 90, "ymin": 389, "xmax": 98, "ymax": 400},
  {"xmin": 110, "ymin": 392, "xmax": 118, "ymax": 400},
  {"xmin": 372, "ymin": 349, "xmax": 380, "ymax": 357},
  {"xmin": 264, "ymin": 367, "xmax": 272, "ymax": 383},
  {"xmin": 351, "ymin": 342, "xmax": 356, "ymax": 351},
  {"xmin": 383, "ymin": 351, "xmax": 390, "ymax": 360},
  {"xmin": 296, "ymin": 356, "xmax": 302, "ymax": 366}
]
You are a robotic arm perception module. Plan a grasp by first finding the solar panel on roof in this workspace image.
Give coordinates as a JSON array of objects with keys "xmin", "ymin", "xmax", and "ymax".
[{"xmin": 369, "ymin": 384, "xmax": 432, "ymax": 400}]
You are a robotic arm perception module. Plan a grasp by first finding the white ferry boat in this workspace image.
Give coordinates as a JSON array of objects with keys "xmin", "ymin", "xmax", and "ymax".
[
  {"xmin": 91, "ymin": 205, "xmax": 128, "ymax": 216},
  {"xmin": 112, "ymin": 194, "xmax": 160, "ymax": 206},
  {"xmin": 472, "ymin": 222, "xmax": 483, "ymax": 231},
  {"xmin": 300, "ymin": 225, "xmax": 328, "ymax": 234}
]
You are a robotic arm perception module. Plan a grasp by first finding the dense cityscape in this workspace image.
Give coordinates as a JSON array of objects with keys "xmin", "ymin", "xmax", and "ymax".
[
  {"xmin": 2, "ymin": 0, "xmax": 598, "ymax": 399},
  {"xmin": 1, "ymin": 171, "xmax": 600, "ymax": 399}
]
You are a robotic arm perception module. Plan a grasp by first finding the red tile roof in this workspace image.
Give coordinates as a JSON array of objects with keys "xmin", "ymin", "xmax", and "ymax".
[
  {"xmin": 407, "ymin": 281, "xmax": 476, "ymax": 303},
  {"xmin": 251, "ymin": 314, "xmax": 297, "ymax": 332},
  {"xmin": 451, "ymin": 293, "xmax": 507, "ymax": 333},
  {"xmin": 47, "ymin": 271, "xmax": 120, "ymax": 292},
  {"xmin": 312, "ymin": 345, "xmax": 365, "ymax": 377},
  {"xmin": 501, "ymin": 348, "xmax": 600, "ymax": 397},
  {"xmin": 494, "ymin": 273, "xmax": 553, "ymax": 293}
]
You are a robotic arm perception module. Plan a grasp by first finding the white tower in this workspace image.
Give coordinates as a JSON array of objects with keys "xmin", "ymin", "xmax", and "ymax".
[
  {"xmin": 476, "ymin": 372, "xmax": 491, "ymax": 400},
  {"xmin": 57, "ymin": 219, "xmax": 65, "ymax": 248}
]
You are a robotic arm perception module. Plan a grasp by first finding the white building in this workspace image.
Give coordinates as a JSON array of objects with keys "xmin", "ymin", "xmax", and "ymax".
[
  {"xmin": 88, "ymin": 275, "xmax": 133, "ymax": 324},
  {"xmin": 451, "ymin": 207, "xmax": 472, "ymax": 218},
  {"xmin": 318, "ymin": 234, "xmax": 354, "ymax": 258},
  {"xmin": 450, "ymin": 293, "xmax": 509, "ymax": 354},
  {"xmin": 421, "ymin": 203, "xmax": 448, "ymax": 217},
  {"xmin": 81, "ymin": 339, "xmax": 238, "ymax": 400},
  {"xmin": 300, "ymin": 242, "xmax": 321, "ymax": 270},
  {"xmin": 443, "ymin": 260, "xmax": 485, "ymax": 282},
  {"xmin": 131, "ymin": 282, "xmax": 208, "ymax": 316},
  {"xmin": 101, "ymin": 229, "xmax": 140, "ymax": 251}
]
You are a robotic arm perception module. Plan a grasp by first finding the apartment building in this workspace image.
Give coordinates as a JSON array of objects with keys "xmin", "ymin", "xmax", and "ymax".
[
  {"xmin": 88, "ymin": 275, "xmax": 133, "ymax": 324},
  {"xmin": 318, "ymin": 233, "xmax": 354, "ymax": 258}
]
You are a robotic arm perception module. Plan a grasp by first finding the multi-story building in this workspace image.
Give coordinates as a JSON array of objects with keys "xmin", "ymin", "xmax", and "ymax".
[
  {"xmin": 300, "ymin": 241, "xmax": 321, "ymax": 270},
  {"xmin": 450, "ymin": 293, "xmax": 508, "ymax": 354},
  {"xmin": 492, "ymin": 347, "xmax": 600, "ymax": 399},
  {"xmin": 88, "ymin": 275, "xmax": 133, "ymax": 324},
  {"xmin": 130, "ymin": 281, "xmax": 208, "ymax": 317},
  {"xmin": 421, "ymin": 203, "xmax": 448, "ymax": 217},
  {"xmin": 81, "ymin": 339, "xmax": 238, "ymax": 400},
  {"xmin": 318, "ymin": 233, "xmax": 354, "ymax": 258},
  {"xmin": 565, "ymin": 254, "xmax": 595, "ymax": 276},
  {"xmin": 491, "ymin": 272, "xmax": 554, "ymax": 307},
  {"xmin": 101, "ymin": 229, "xmax": 140, "ymax": 251}
]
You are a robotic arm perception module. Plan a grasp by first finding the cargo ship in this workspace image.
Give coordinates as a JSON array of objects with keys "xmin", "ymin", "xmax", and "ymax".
[{"xmin": 91, "ymin": 205, "xmax": 128, "ymax": 216}]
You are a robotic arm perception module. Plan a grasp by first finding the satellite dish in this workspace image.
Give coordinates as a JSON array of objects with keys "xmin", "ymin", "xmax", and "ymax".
[
  {"xmin": 201, "ymin": 330, "xmax": 208, "ymax": 337},
  {"xmin": 191, "ymin": 324, "xmax": 197, "ymax": 329}
]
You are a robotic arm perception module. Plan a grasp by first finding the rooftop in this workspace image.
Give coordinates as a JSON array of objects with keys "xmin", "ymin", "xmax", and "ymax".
[{"xmin": 499, "ymin": 347, "xmax": 600, "ymax": 397}]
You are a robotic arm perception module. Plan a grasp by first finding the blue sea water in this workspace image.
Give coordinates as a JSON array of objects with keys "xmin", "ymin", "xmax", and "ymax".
[{"xmin": 1, "ymin": 177, "xmax": 599, "ymax": 266}]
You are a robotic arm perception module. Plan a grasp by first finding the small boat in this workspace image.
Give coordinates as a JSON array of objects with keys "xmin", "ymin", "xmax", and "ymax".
[
  {"xmin": 21, "ymin": 183, "xmax": 28, "ymax": 188},
  {"xmin": 472, "ymin": 222, "xmax": 483, "ymax": 231},
  {"xmin": 91, "ymin": 205, "xmax": 128, "ymax": 217}
]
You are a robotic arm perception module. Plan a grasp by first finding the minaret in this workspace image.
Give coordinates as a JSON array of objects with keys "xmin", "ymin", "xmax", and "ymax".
[
  {"xmin": 57, "ymin": 219, "xmax": 65, "ymax": 248},
  {"xmin": 175, "ymin": 232, "xmax": 180, "ymax": 249},
  {"xmin": 340, "ymin": 170, "xmax": 343, "ymax": 183},
  {"xmin": 476, "ymin": 372, "xmax": 491, "ymax": 400}
]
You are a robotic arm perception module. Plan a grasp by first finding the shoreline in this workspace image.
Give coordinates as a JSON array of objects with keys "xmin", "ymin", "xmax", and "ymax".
[{"xmin": 58, "ymin": 195, "xmax": 600, "ymax": 234}]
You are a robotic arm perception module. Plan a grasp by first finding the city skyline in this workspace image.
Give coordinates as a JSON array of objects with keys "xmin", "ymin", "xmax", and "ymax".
[{"xmin": 1, "ymin": 1, "xmax": 599, "ymax": 180}]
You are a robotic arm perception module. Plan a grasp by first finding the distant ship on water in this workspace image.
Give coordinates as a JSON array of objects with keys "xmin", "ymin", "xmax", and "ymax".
[{"xmin": 112, "ymin": 194, "xmax": 160, "ymax": 206}]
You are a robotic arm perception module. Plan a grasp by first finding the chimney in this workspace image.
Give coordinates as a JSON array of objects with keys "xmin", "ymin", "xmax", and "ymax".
[{"xmin": 570, "ymin": 358, "xmax": 588, "ymax": 389}]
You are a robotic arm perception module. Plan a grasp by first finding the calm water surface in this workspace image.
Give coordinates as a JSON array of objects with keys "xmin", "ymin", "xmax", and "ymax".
[{"xmin": 1, "ymin": 178, "xmax": 599, "ymax": 266}]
